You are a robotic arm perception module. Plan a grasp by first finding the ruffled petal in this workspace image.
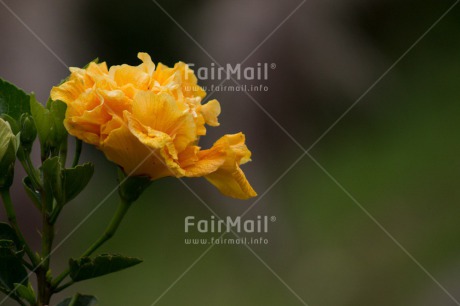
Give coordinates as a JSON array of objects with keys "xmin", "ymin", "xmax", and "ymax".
[
  {"xmin": 132, "ymin": 91, "xmax": 196, "ymax": 152},
  {"xmin": 109, "ymin": 64, "xmax": 150, "ymax": 90},
  {"xmin": 200, "ymin": 99, "xmax": 221, "ymax": 127},
  {"xmin": 50, "ymin": 79, "xmax": 85, "ymax": 104},
  {"xmin": 179, "ymin": 145, "xmax": 226, "ymax": 177},
  {"xmin": 138, "ymin": 52, "xmax": 155, "ymax": 76},
  {"xmin": 205, "ymin": 165, "xmax": 257, "ymax": 199},
  {"xmin": 173, "ymin": 62, "xmax": 206, "ymax": 99},
  {"xmin": 101, "ymin": 115, "xmax": 184, "ymax": 180},
  {"xmin": 181, "ymin": 133, "xmax": 256, "ymax": 199}
]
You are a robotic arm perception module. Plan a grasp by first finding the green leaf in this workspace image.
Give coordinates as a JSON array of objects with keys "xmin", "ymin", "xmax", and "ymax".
[
  {"xmin": 0, "ymin": 240, "xmax": 28, "ymax": 291},
  {"xmin": 61, "ymin": 163, "xmax": 94, "ymax": 203},
  {"xmin": 42, "ymin": 157, "xmax": 94, "ymax": 207},
  {"xmin": 13, "ymin": 282, "xmax": 35, "ymax": 304},
  {"xmin": 0, "ymin": 78, "xmax": 30, "ymax": 121},
  {"xmin": 0, "ymin": 223, "xmax": 21, "ymax": 251},
  {"xmin": 56, "ymin": 293, "xmax": 97, "ymax": 306},
  {"xmin": 83, "ymin": 58, "xmax": 99, "ymax": 69},
  {"xmin": 42, "ymin": 157, "xmax": 62, "ymax": 211},
  {"xmin": 69, "ymin": 254, "xmax": 143, "ymax": 282}
]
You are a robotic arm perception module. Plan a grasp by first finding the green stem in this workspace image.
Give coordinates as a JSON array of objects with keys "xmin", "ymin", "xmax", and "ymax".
[
  {"xmin": 41, "ymin": 215, "xmax": 54, "ymax": 270},
  {"xmin": 83, "ymin": 198, "xmax": 131, "ymax": 257},
  {"xmin": 37, "ymin": 191, "xmax": 54, "ymax": 305},
  {"xmin": 37, "ymin": 226, "xmax": 53, "ymax": 305},
  {"xmin": 54, "ymin": 280, "xmax": 74, "ymax": 293},
  {"xmin": 71, "ymin": 138, "xmax": 82, "ymax": 168},
  {"xmin": 25, "ymin": 155, "xmax": 41, "ymax": 188},
  {"xmin": 19, "ymin": 154, "xmax": 42, "ymax": 194},
  {"xmin": 68, "ymin": 293, "xmax": 82, "ymax": 306},
  {"xmin": 22, "ymin": 258, "xmax": 34, "ymax": 271},
  {"xmin": 0, "ymin": 190, "xmax": 39, "ymax": 267},
  {"xmin": 52, "ymin": 197, "xmax": 132, "ymax": 288},
  {"xmin": 59, "ymin": 138, "xmax": 68, "ymax": 167},
  {"xmin": 48, "ymin": 205, "xmax": 62, "ymax": 225},
  {"xmin": 36, "ymin": 266, "xmax": 52, "ymax": 306}
]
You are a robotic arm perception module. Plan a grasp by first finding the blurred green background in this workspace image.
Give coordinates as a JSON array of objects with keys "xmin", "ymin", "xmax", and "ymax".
[{"xmin": 1, "ymin": 0, "xmax": 460, "ymax": 305}]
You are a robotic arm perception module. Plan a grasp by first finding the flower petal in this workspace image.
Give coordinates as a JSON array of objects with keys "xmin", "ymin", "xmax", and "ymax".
[
  {"xmin": 179, "ymin": 145, "xmax": 226, "ymax": 177},
  {"xmin": 109, "ymin": 64, "xmax": 150, "ymax": 90},
  {"xmin": 200, "ymin": 99, "xmax": 221, "ymax": 127},
  {"xmin": 138, "ymin": 52, "xmax": 155, "ymax": 76},
  {"xmin": 132, "ymin": 91, "xmax": 196, "ymax": 152},
  {"xmin": 101, "ymin": 115, "xmax": 183, "ymax": 180},
  {"xmin": 181, "ymin": 133, "xmax": 256, "ymax": 199},
  {"xmin": 205, "ymin": 164, "xmax": 257, "ymax": 199},
  {"xmin": 50, "ymin": 79, "xmax": 85, "ymax": 104}
]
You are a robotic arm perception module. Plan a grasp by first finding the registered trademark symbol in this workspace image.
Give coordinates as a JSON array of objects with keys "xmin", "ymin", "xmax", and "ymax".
[
  {"xmin": 270, "ymin": 216, "xmax": 276, "ymax": 222},
  {"xmin": 270, "ymin": 63, "xmax": 276, "ymax": 69}
]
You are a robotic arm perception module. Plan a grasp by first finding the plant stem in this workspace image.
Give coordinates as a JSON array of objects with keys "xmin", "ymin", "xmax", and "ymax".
[
  {"xmin": 71, "ymin": 138, "xmax": 82, "ymax": 168},
  {"xmin": 52, "ymin": 197, "xmax": 132, "ymax": 288},
  {"xmin": 25, "ymin": 155, "xmax": 41, "ymax": 189},
  {"xmin": 84, "ymin": 198, "xmax": 132, "ymax": 257},
  {"xmin": 41, "ymin": 215, "xmax": 54, "ymax": 270},
  {"xmin": 22, "ymin": 259, "xmax": 34, "ymax": 270},
  {"xmin": 36, "ymin": 217, "xmax": 54, "ymax": 306},
  {"xmin": 54, "ymin": 280, "xmax": 74, "ymax": 293},
  {"xmin": 59, "ymin": 138, "xmax": 68, "ymax": 167},
  {"xmin": 0, "ymin": 190, "xmax": 39, "ymax": 266},
  {"xmin": 48, "ymin": 206, "xmax": 62, "ymax": 225},
  {"xmin": 68, "ymin": 293, "xmax": 82, "ymax": 306},
  {"xmin": 19, "ymin": 154, "xmax": 42, "ymax": 194},
  {"xmin": 37, "ymin": 189, "xmax": 54, "ymax": 306}
]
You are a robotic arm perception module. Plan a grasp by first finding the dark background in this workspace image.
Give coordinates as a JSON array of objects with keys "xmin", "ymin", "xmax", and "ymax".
[{"xmin": 1, "ymin": 0, "xmax": 460, "ymax": 305}]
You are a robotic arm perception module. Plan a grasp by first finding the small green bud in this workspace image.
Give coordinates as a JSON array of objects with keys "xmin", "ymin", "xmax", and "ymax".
[
  {"xmin": 19, "ymin": 113, "xmax": 37, "ymax": 152},
  {"xmin": 30, "ymin": 95, "xmax": 67, "ymax": 160},
  {"xmin": 0, "ymin": 118, "xmax": 19, "ymax": 190},
  {"xmin": 0, "ymin": 114, "xmax": 19, "ymax": 134}
]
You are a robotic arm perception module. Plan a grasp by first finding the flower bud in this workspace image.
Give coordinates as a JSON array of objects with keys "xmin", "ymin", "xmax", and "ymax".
[
  {"xmin": 19, "ymin": 113, "xmax": 37, "ymax": 152},
  {"xmin": 0, "ymin": 118, "xmax": 19, "ymax": 190},
  {"xmin": 0, "ymin": 114, "xmax": 19, "ymax": 134}
]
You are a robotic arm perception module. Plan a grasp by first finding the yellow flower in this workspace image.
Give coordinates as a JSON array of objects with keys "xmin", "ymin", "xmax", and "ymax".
[{"xmin": 51, "ymin": 53, "xmax": 256, "ymax": 199}]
